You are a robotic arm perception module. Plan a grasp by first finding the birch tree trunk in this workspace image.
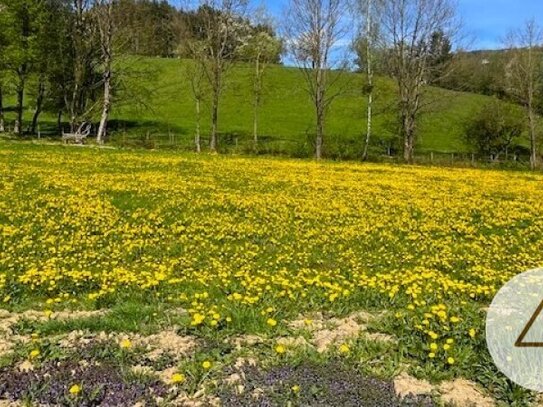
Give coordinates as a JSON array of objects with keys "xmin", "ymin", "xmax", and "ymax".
[
  {"xmin": 0, "ymin": 86, "xmax": 4, "ymax": 133},
  {"xmin": 528, "ymin": 102, "xmax": 538, "ymax": 170},
  {"xmin": 96, "ymin": 0, "xmax": 114, "ymax": 145},
  {"xmin": 97, "ymin": 68, "xmax": 112, "ymax": 144},
  {"xmin": 362, "ymin": 0, "xmax": 373, "ymax": 161},
  {"xmin": 210, "ymin": 90, "xmax": 219, "ymax": 152},
  {"xmin": 253, "ymin": 56, "xmax": 261, "ymax": 153},
  {"xmin": 195, "ymin": 96, "xmax": 201, "ymax": 153}
]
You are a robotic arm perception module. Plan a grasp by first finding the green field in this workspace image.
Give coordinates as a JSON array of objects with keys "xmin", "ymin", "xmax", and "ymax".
[
  {"xmin": 0, "ymin": 141, "xmax": 542, "ymax": 405},
  {"xmin": 3, "ymin": 57, "xmax": 506, "ymax": 157},
  {"xmin": 112, "ymin": 58, "xmax": 495, "ymax": 155}
]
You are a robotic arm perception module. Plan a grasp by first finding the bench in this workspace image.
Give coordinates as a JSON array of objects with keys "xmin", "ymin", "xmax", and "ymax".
[{"xmin": 62, "ymin": 123, "xmax": 91, "ymax": 144}]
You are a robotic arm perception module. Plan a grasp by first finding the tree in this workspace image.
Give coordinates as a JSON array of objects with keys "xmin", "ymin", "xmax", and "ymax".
[
  {"xmin": 0, "ymin": 5, "xmax": 7, "ymax": 133},
  {"xmin": 379, "ymin": 0, "xmax": 459, "ymax": 162},
  {"xmin": 184, "ymin": 57, "xmax": 207, "ymax": 153},
  {"xmin": 504, "ymin": 20, "xmax": 543, "ymax": 170},
  {"xmin": 427, "ymin": 30, "xmax": 453, "ymax": 84},
  {"xmin": 114, "ymin": 0, "xmax": 180, "ymax": 57},
  {"xmin": 29, "ymin": 0, "xmax": 70, "ymax": 135},
  {"xmin": 185, "ymin": 1, "xmax": 249, "ymax": 152},
  {"xmin": 0, "ymin": 0, "xmax": 46, "ymax": 135},
  {"xmin": 95, "ymin": 0, "xmax": 116, "ymax": 144},
  {"xmin": 284, "ymin": 0, "xmax": 348, "ymax": 160},
  {"xmin": 464, "ymin": 99, "xmax": 525, "ymax": 160},
  {"xmin": 238, "ymin": 10, "xmax": 283, "ymax": 152},
  {"xmin": 67, "ymin": 0, "xmax": 101, "ymax": 132},
  {"xmin": 352, "ymin": 0, "xmax": 382, "ymax": 161}
]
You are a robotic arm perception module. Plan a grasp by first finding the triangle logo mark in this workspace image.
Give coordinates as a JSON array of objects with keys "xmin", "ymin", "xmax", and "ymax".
[{"xmin": 516, "ymin": 300, "xmax": 543, "ymax": 348}]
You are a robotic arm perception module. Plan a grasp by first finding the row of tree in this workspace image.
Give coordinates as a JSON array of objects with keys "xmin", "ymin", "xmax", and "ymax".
[
  {"xmin": 0, "ymin": 0, "xmax": 116, "ymax": 142},
  {"xmin": 0, "ymin": 0, "xmax": 541, "ymax": 168},
  {"xmin": 0, "ymin": 0, "xmax": 282, "ymax": 146}
]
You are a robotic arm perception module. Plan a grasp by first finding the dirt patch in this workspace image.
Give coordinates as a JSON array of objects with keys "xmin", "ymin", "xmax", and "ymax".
[
  {"xmin": 131, "ymin": 364, "xmax": 155, "ymax": 376},
  {"xmin": 234, "ymin": 357, "xmax": 258, "ymax": 370},
  {"xmin": 394, "ymin": 373, "xmax": 434, "ymax": 398},
  {"xmin": 276, "ymin": 336, "xmax": 312, "ymax": 348},
  {"xmin": 230, "ymin": 335, "xmax": 264, "ymax": 351},
  {"xmin": 439, "ymin": 379, "xmax": 495, "ymax": 407},
  {"xmin": 58, "ymin": 330, "xmax": 197, "ymax": 361},
  {"xmin": 394, "ymin": 374, "xmax": 495, "ymax": 407},
  {"xmin": 16, "ymin": 361, "xmax": 34, "ymax": 373},
  {"xmin": 157, "ymin": 366, "xmax": 178, "ymax": 385},
  {"xmin": 313, "ymin": 316, "xmax": 364, "ymax": 352},
  {"xmin": 171, "ymin": 395, "xmax": 221, "ymax": 407},
  {"xmin": 139, "ymin": 330, "xmax": 197, "ymax": 361},
  {"xmin": 0, "ymin": 339, "xmax": 12, "ymax": 358},
  {"xmin": 0, "ymin": 400, "xmax": 21, "ymax": 407},
  {"xmin": 288, "ymin": 312, "xmax": 326, "ymax": 331},
  {"xmin": 288, "ymin": 311, "xmax": 391, "ymax": 352},
  {"xmin": 0, "ymin": 309, "xmax": 108, "ymax": 336}
]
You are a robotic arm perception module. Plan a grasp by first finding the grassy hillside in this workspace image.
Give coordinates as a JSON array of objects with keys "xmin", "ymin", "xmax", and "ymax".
[
  {"xmin": 2, "ymin": 57, "xmax": 512, "ymax": 157},
  {"xmin": 111, "ymin": 58, "xmax": 491, "ymax": 155}
]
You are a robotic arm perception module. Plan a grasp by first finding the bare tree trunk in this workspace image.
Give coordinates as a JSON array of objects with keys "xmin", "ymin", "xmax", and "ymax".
[
  {"xmin": 0, "ymin": 86, "xmax": 4, "ymax": 133},
  {"xmin": 401, "ymin": 106, "xmax": 416, "ymax": 163},
  {"xmin": 14, "ymin": 77, "xmax": 25, "ymax": 136},
  {"xmin": 195, "ymin": 97, "xmax": 201, "ymax": 153},
  {"xmin": 57, "ymin": 110, "xmax": 63, "ymax": 135},
  {"xmin": 253, "ymin": 57, "xmax": 261, "ymax": 153},
  {"xmin": 285, "ymin": 0, "xmax": 347, "ymax": 161},
  {"xmin": 96, "ymin": 0, "xmax": 114, "ymax": 145},
  {"xmin": 362, "ymin": 0, "xmax": 373, "ymax": 161},
  {"xmin": 31, "ymin": 79, "xmax": 46, "ymax": 135},
  {"xmin": 97, "ymin": 69, "xmax": 111, "ymax": 144},
  {"xmin": 380, "ymin": 0, "xmax": 457, "ymax": 163},
  {"xmin": 316, "ymin": 86, "xmax": 325, "ymax": 160},
  {"xmin": 210, "ymin": 89, "xmax": 219, "ymax": 152},
  {"xmin": 505, "ymin": 21, "xmax": 542, "ymax": 171},
  {"xmin": 528, "ymin": 103, "xmax": 538, "ymax": 170},
  {"xmin": 316, "ymin": 109, "xmax": 324, "ymax": 160},
  {"xmin": 253, "ymin": 104, "xmax": 259, "ymax": 152}
]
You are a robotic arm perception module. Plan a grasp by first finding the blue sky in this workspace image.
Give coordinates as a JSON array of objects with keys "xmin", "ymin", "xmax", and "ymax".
[
  {"xmin": 173, "ymin": 0, "xmax": 543, "ymax": 50},
  {"xmin": 457, "ymin": 0, "xmax": 543, "ymax": 49}
]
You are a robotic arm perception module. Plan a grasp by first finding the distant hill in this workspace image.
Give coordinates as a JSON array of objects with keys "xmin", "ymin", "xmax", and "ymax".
[
  {"xmin": 2, "ymin": 57, "xmax": 526, "ymax": 159},
  {"xmin": 109, "ymin": 57, "xmax": 516, "ymax": 157}
]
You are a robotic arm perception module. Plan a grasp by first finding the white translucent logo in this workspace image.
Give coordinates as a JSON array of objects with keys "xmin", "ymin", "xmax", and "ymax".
[{"xmin": 486, "ymin": 268, "xmax": 543, "ymax": 392}]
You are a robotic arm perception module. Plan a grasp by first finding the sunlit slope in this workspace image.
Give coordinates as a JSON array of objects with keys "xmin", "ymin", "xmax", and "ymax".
[{"xmin": 113, "ymin": 58, "xmax": 493, "ymax": 154}]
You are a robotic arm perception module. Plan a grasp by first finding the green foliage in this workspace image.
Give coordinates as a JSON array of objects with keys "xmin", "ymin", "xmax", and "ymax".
[{"xmin": 464, "ymin": 98, "xmax": 526, "ymax": 157}]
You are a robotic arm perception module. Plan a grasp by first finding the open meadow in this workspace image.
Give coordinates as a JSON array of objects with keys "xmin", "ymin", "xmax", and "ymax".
[{"xmin": 0, "ymin": 141, "xmax": 542, "ymax": 405}]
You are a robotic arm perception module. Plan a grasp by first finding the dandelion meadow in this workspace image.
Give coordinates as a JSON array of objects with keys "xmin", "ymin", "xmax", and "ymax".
[{"xmin": 1, "ymin": 142, "xmax": 542, "ymax": 405}]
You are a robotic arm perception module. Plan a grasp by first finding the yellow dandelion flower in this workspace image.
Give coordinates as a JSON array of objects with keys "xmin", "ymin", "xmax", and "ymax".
[
  {"xmin": 266, "ymin": 318, "xmax": 277, "ymax": 327},
  {"xmin": 120, "ymin": 339, "xmax": 132, "ymax": 349},
  {"xmin": 275, "ymin": 344, "xmax": 286, "ymax": 354},
  {"xmin": 69, "ymin": 384, "xmax": 81, "ymax": 395},
  {"xmin": 339, "ymin": 344, "xmax": 350, "ymax": 354},
  {"xmin": 171, "ymin": 373, "xmax": 186, "ymax": 384}
]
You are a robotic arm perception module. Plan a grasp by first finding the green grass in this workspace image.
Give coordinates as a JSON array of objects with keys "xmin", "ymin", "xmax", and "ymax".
[
  {"xmin": 1, "ymin": 57, "xmax": 516, "ymax": 157},
  {"xmin": 1, "ymin": 141, "xmax": 542, "ymax": 404}
]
